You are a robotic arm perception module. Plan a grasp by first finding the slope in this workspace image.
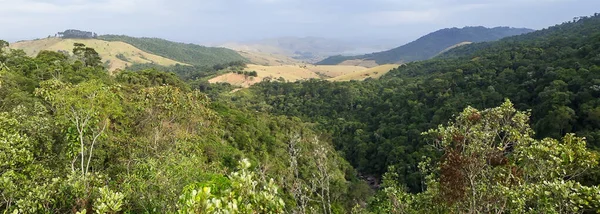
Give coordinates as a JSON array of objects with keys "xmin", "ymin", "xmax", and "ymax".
[
  {"xmin": 208, "ymin": 64, "xmax": 369, "ymax": 87},
  {"xmin": 328, "ymin": 64, "xmax": 400, "ymax": 81},
  {"xmin": 208, "ymin": 64, "xmax": 321, "ymax": 87},
  {"xmin": 236, "ymin": 50, "xmax": 302, "ymax": 66},
  {"xmin": 10, "ymin": 38, "xmax": 187, "ymax": 72},
  {"xmin": 0, "ymin": 45, "xmax": 365, "ymax": 213},
  {"xmin": 99, "ymin": 35, "xmax": 246, "ymax": 67},
  {"xmin": 221, "ymin": 37, "xmax": 386, "ymax": 63},
  {"xmin": 245, "ymin": 13, "xmax": 600, "ymax": 193},
  {"xmin": 317, "ymin": 26, "xmax": 534, "ymax": 65}
]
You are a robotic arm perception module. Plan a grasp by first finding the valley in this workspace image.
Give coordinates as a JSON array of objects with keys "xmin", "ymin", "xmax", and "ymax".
[{"xmin": 2, "ymin": 9, "xmax": 600, "ymax": 214}]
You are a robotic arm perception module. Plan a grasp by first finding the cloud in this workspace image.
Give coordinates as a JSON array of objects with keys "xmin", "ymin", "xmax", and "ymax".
[
  {"xmin": 0, "ymin": 0, "xmax": 169, "ymax": 14},
  {"xmin": 362, "ymin": 3, "xmax": 487, "ymax": 26},
  {"xmin": 365, "ymin": 10, "xmax": 441, "ymax": 25},
  {"xmin": 0, "ymin": 0, "xmax": 597, "ymax": 43}
]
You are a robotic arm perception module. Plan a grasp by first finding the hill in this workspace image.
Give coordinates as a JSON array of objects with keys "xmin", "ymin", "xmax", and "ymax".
[
  {"xmin": 208, "ymin": 64, "xmax": 369, "ymax": 87},
  {"xmin": 235, "ymin": 50, "xmax": 302, "ymax": 66},
  {"xmin": 245, "ymin": 13, "xmax": 600, "ymax": 196},
  {"xmin": 99, "ymin": 35, "xmax": 246, "ymax": 67},
  {"xmin": 2, "ymin": 13, "xmax": 600, "ymax": 214},
  {"xmin": 328, "ymin": 64, "xmax": 400, "ymax": 81},
  {"xmin": 221, "ymin": 37, "xmax": 386, "ymax": 63},
  {"xmin": 317, "ymin": 26, "xmax": 534, "ymax": 65},
  {"xmin": 208, "ymin": 64, "xmax": 319, "ymax": 87},
  {"xmin": 0, "ymin": 40, "xmax": 366, "ymax": 213},
  {"xmin": 10, "ymin": 38, "xmax": 187, "ymax": 72}
]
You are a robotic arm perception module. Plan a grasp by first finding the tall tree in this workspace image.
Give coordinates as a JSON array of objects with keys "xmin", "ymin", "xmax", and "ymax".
[{"xmin": 368, "ymin": 100, "xmax": 600, "ymax": 213}]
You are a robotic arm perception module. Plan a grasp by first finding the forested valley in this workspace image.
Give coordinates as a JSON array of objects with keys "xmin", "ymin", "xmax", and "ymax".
[{"xmin": 1, "ymin": 13, "xmax": 600, "ymax": 214}]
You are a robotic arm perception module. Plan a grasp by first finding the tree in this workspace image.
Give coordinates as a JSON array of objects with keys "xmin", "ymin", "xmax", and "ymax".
[
  {"xmin": 73, "ymin": 43, "xmax": 102, "ymax": 67},
  {"xmin": 177, "ymin": 159, "xmax": 286, "ymax": 213},
  {"xmin": 0, "ymin": 40, "xmax": 9, "ymax": 70},
  {"xmin": 35, "ymin": 79, "xmax": 121, "ymax": 175},
  {"xmin": 369, "ymin": 100, "xmax": 600, "ymax": 213},
  {"xmin": 0, "ymin": 112, "xmax": 36, "ymax": 211}
]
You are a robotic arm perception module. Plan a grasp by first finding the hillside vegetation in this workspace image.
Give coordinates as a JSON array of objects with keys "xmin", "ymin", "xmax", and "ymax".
[
  {"xmin": 317, "ymin": 26, "xmax": 533, "ymax": 65},
  {"xmin": 0, "ymin": 39, "xmax": 368, "ymax": 213},
  {"xmin": 99, "ymin": 35, "xmax": 246, "ymax": 67},
  {"xmin": 10, "ymin": 38, "xmax": 186, "ymax": 72},
  {"xmin": 236, "ymin": 14, "xmax": 600, "ymax": 212},
  {"xmin": 208, "ymin": 64, "xmax": 394, "ymax": 87},
  {"xmin": 2, "ymin": 13, "xmax": 600, "ymax": 214}
]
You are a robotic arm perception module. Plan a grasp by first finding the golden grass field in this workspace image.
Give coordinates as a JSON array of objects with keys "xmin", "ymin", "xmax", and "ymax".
[
  {"xmin": 338, "ymin": 59, "xmax": 380, "ymax": 68},
  {"xmin": 304, "ymin": 65, "xmax": 367, "ymax": 78},
  {"xmin": 328, "ymin": 64, "xmax": 400, "ymax": 81},
  {"xmin": 209, "ymin": 63, "xmax": 399, "ymax": 87},
  {"xmin": 210, "ymin": 64, "xmax": 369, "ymax": 87},
  {"xmin": 436, "ymin": 41, "xmax": 473, "ymax": 56},
  {"xmin": 10, "ymin": 38, "xmax": 187, "ymax": 72}
]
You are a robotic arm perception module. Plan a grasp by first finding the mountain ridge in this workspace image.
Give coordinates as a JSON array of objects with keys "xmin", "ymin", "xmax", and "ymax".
[{"xmin": 317, "ymin": 26, "xmax": 534, "ymax": 65}]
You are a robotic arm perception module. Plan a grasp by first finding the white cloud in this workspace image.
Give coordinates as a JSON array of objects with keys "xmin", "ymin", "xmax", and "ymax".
[
  {"xmin": 0, "ymin": 0, "xmax": 169, "ymax": 14},
  {"xmin": 365, "ymin": 10, "xmax": 441, "ymax": 25},
  {"xmin": 0, "ymin": 0, "xmax": 597, "ymax": 43},
  {"xmin": 361, "ymin": 3, "xmax": 487, "ymax": 26}
]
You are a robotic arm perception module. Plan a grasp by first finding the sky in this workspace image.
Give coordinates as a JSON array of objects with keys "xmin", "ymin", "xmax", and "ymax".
[{"xmin": 1, "ymin": 0, "xmax": 599, "ymax": 46}]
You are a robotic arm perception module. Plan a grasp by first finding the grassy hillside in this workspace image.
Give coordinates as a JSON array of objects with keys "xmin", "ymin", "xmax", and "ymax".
[
  {"xmin": 328, "ymin": 64, "xmax": 400, "ymax": 81},
  {"xmin": 99, "ymin": 35, "xmax": 246, "ymax": 67},
  {"xmin": 10, "ymin": 38, "xmax": 187, "ymax": 72},
  {"xmin": 317, "ymin": 26, "xmax": 534, "ymax": 65},
  {"xmin": 208, "ymin": 64, "xmax": 370, "ymax": 87},
  {"xmin": 305, "ymin": 65, "xmax": 367, "ymax": 78},
  {"xmin": 434, "ymin": 41, "xmax": 472, "ymax": 56},
  {"xmin": 209, "ymin": 64, "xmax": 321, "ymax": 87}
]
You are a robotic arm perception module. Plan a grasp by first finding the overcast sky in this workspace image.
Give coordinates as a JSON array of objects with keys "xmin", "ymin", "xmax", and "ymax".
[{"xmin": 1, "ymin": 0, "xmax": 599, "ymax": 46}]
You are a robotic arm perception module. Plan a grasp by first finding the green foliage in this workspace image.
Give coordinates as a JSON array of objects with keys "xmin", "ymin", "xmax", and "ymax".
[
  {"xmin": 35, "ymin": 79, "xmax": 122, "ymax": 175},
  {"xmin": 317, "ymin": 26, "xmax": 533, "ymax": 65},
  {"xmin": 116, "ymin": 69, "xmax": 190, "ymax": 90},
  {"xmin": 94, "ymin": 187, "xmax": 125, "ymax": 214},
  {"xmin": 178, "ymin": 159, "xmax": 286, "ymax": 213},
  {"xmin": 366, "ymin": 101, "xmax": 600, "ymax": 213},
  {"xmin": 73, "ymin": 43, "xmax": 103, "ymax": 68},
  {"xmin": 3, "ymin": 13, "xmax": 600, "ymax": 214},
  {"xmin": 0, "ymin": 112, "xmax": 36, "ymax": 211},
  {"xmin": 98, "ymin": 35, "xmax": 247, "ymax": 67},
  {"xmin": 0, "ymin": 40, "xmax": 359, "ymax": 212},
  {"xmin": 114, "ymin": 53, "xmax": 129, "ymax": 62},
  {"xmin": 247, "ymin": 14, "xmax": 600, "ymax": 193}
]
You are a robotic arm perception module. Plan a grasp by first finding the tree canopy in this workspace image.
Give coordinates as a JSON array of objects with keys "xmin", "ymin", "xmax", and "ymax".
[{"xmin": 98, "ymin": 35, "xmax": 247, "ymax": 67}]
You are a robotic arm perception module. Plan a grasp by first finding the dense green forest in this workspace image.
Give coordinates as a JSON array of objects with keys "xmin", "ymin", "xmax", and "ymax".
[
  {"xmin": 99, "ymin": 35, "xmax": 247, "ymax": 67},
  {"xmin": 122, "ymin": 61, "xmax": 246, "ymax": 95},
  {"xmin": 0, "ymin": 40, "xmax": 370, "ymax": 213},
  {"xmin": 317, "ymin": 26, "xmax": 533, "ymax": 65},
  {"xmin": 233, "ymin": 14, "xmax": 600, "ymax": 210},
  {"xmin": 2, "ymin": 14, "xmax": 600, "ymax": 213}
]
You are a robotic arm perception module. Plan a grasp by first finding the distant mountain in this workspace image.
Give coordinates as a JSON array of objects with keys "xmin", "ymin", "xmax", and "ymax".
[
  {"xmin": 317, "ymin": 26, "xmax": 534, "ymax": 65},
  {"xmin": 220, "ymin": 37, "xmax": 386, "ymax": 63},
  {"xmin": 99, "ymin": 35, "xmax": 246, "ymax": 67}
]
